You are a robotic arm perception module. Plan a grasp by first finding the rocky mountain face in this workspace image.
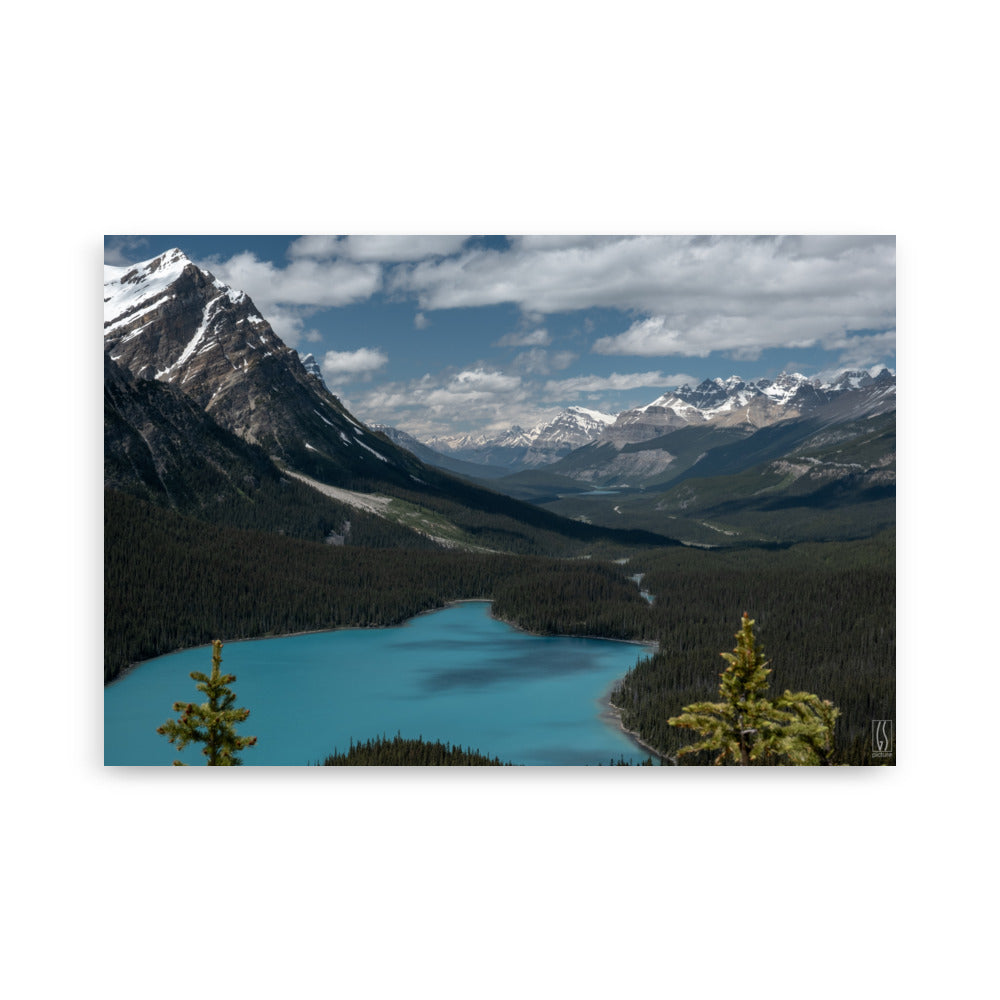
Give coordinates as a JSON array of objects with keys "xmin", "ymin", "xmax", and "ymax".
[
  {"xmin": 417, "ymin": 372, "xmax": 894, "ymax": 480},
  {"xmin": 497, "ymin": 369, "xmax": 896, "ymax": 494},
  {"xmin": 104, "ymin": 352, "xmax": 277, "ymax": 509},
  {"xmin": 104, "ymin": 249, "xmax": 424, "ymax": 489},
  {"xmin": 598, "ymin": 370, "xmax": 896, "ymax": 448},
  {"xmin": 297, "ymin": 352, "xmax": 327, "ymax": 387},
  {"xmin": 525, "ymin": 406, "xmax": 618, "ymax": 464}
]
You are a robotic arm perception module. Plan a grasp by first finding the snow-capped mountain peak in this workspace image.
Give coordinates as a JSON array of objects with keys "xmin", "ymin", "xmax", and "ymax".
[
  {"xmin": 564, "ymin": 405, "xmax": 617, "ymax": 425},
  {"xmin": 529, "ymin": 406, "xmax": 616, "ymax": 444},
  {"xmin": 595, "ymin": 368, "xmax": 895, "ymax": 449},
  {"xmin": 421, "ymin": 405, "xmax": 617, "ymax": 469},
  {"xmin": 755, "ymin": 371, "xmax": 816, "ymax": 405},
  {"xmin": 297, "ymin": 352, "xmax": 327, "ymax": 387},
  {"xmin": 104, "ymin": 248, "xmax": 197, "ymax": 329}
]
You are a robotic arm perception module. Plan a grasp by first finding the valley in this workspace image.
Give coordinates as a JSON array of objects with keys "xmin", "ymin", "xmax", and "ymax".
[{"xmin": 104, "ymin": 245, "xmax": 895, "ymax": 766}]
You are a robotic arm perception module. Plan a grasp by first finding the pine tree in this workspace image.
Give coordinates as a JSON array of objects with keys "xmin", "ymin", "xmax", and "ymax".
[
  {"xmin": 157, "ymin": 639, "xmax": 257, "ymax": 765},
  {"xmin": 667, "ymin": 611, "xmax": 819, "ymax": 766},
  {"xmin": 775, "ymin": 689, "xmax": 840, "ymax": 765}
]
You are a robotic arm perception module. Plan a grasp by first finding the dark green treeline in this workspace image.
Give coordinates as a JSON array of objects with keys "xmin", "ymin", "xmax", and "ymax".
[
  {"xmin": 321, "ymin": 735, "xmax": 511, "ymax": 766},
  {"xmin": 613, "ymin": 531, "xmax": 895, "ymax": 766}
]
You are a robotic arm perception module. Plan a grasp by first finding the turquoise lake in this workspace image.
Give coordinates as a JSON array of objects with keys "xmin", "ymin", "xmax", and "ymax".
[{"xmin": 104, "ymin": 601, "xmax": 658, "ymax": 766}]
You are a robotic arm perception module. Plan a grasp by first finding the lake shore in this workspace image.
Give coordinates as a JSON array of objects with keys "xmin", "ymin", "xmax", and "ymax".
[
  {"xmin": 602, "ymin": 691, "xmax": 672, "ymax": 765},
  {"xmin": 109, "ymin": 597, "xmax": 658, "ymax": 685},
  {"xmin": 110, "ymin": 598, "xmax": 664, "ymax": 764}
]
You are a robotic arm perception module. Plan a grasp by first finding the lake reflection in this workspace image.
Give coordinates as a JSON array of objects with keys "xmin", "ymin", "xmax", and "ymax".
[{"xmin": 104, "ymin": 601, "xmax": 657, "ymax": 766}]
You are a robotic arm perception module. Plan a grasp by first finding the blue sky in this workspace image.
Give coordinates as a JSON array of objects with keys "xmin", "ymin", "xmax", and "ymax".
[{"xmin": 105, "ymin": 235, "xmax": 895, "ymax": 440}]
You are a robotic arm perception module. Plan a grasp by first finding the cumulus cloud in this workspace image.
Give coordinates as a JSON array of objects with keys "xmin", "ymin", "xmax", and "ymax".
[
  {"xmin": 511, "ymin": 349, "xmax": 577, "ymax": 375},
  {"xmin": 321, "ymin": 347, "xmax": 389, "ymax": 385},
  {"xmin": 289, "ymin": 235, "xmax": 468, "ymax": 262},
  {"xmin": 426, "ymin": 368, "xmax": 522, "ymax": 402},
  {"xmin": 594, "ymin": 304, "xmax": 895, "ymax": 359},
  {"xmin": 349, "ymin": 367, "xmax": 536, "ymax": 437},
  {"xmin": 389, "ymin": 235, "xmax": 896, "ymax": 357},
  {"xmin": 414, "ymin": 312, "xmax": 430, "ymax": 330},
  {"xmin": 205, "ymin": 251, "xmax": 381, "ymax": 308},
  {"xmin": 594, "ymin": 317, "xmax": 690, "ymax": 357},
  {"xmin": 247, "ymin": 303, "xmax": 312, "ymax": 348},
  {"xmin": 196, "ymin": 251, "xmax": 383, "ymax": 348},
  {"xmin": 350, "ymin": 364, "xmax": 703, "ymax": 438},
  {"xmin": 823, "ymin": 329, "xmax": 897, "ymax": 370}
]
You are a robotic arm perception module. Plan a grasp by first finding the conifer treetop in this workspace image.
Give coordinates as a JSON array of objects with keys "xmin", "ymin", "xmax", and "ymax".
[
  {"xmin": 668, "ymin": 613, "xmax": 839, "ymax": 765},
  {"xmin": 157, "ymin": 639, "xmax": 257, "ymax": 766}
]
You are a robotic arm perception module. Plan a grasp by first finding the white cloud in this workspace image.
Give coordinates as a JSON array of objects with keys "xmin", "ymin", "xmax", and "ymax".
[
  {"xmin": 542, "ymin": 371, "xmax": 682, "ymax": 395},
  {"xmin": 426, "ymin": 368, "xmax": 522, "ymax": 402},
  {"xmin": 321, "ymin": 347, "xmax": 389, "ymax": 385},
  {"xmin": 496, "ymin": 328, "xmax": 551, "ymax": 347},
  {"xmin": 823, "ymin": 329, "xmax": 897, "ymax": 370},
  {"xmin": 414, "ymin": 312, "xmax": 430, "ymax": 330},
  {"xmin": 286, "ymin": 236, "xmax": 344, "ymax": 259},
  {"xmin": 249, "ymin": 303, "xmax": 311, "ymax": 348},
  {"xmin": 349, "ymin": 367, "xmax": 536, "ymax": 437},
  {"xmin": 511, "ymin": 349, "xmax": 577, "ymax": 375},
  {"xmin": 594, "ymin": 317, "xmax": 691, "ymax": 356},
  {"xmin": 594, "ymin": 293, "xmax": 893, "ymax": 359},
  {"xmin": 205, "ymin": 251, "xmax": 382, "ymax": 308},
  {"xmin": 390, "ymin": 235, "xmax": 896, "ymax": 357},
  {"xmin": 289, "ymin": 235, "xmax": 468, "ymax": 262},
  {"xmin": 197, "ymin": 251, "xmax": 383, "ymax": 348}
]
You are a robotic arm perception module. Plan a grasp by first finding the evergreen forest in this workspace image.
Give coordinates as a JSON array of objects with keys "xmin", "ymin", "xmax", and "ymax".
[
  {"xmin": 612, "ymin": 531, "xmax": 895, "ymax": 765},
  {"xmin": 106, "ymin": 487, "xmax": 894, "ymax": 765},
  {"xmin": 321, "ymin": 735, "xmax": 511, "ymax": 766}
]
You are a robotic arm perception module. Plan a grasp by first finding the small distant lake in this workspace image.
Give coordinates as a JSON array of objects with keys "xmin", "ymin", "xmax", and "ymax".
[{"xmin": 105, "ymin": 602, "xmax": 657, "ymax": 766}]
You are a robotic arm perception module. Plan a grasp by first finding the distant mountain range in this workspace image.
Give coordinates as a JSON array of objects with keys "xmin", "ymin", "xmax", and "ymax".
[
  {"xmin": 380, "ymin": 368, "xmax": 895, "ymax": 502},
  {"xmin": 600, "ymin": 369, "xmax": 894, "ymax": 447},
  {"xmin": 515, "ymin": 368, "xmax": 896, "ymax": 490},
  {"xmin": 499, "ymin": 370, "xmax": 897, "ymax": 546},
  {"xmin": 423, "ymin": 406, "xmax": 617, "ymax": 470}
]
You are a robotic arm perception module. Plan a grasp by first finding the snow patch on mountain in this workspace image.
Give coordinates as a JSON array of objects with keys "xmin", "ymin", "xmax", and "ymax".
[
  {"xmin": 104, "ymin": 248, "xmax": 194, "ymax": 329},
  {"xmin": 430, "ymin": 406, "xmax": 616, "ymax": 454}
]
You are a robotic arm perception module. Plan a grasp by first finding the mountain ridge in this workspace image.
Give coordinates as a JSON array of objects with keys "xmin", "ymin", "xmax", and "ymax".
[{"xmin": 405, "ymin": 369, "xmax": 894, "ymax": 475}]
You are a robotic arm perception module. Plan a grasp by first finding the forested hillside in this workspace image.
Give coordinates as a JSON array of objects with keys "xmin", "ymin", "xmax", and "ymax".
[
  {"xmin": 612, "ymin": 531, "xmax": 895, "ymax": 765},
  {"xmin": 105, "ymin": 490, "xmax": 655, "ymax": 683}
]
